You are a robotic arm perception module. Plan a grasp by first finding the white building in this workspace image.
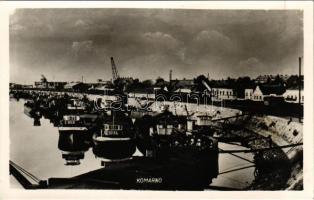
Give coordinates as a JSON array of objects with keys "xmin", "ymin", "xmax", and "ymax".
[
  {"xmin": 283, "ymin": 88, "xmax": 304, "ymax": 104},
  {"xmin": 251, "ymin": 86, "xmax": 264, "ymax": 101},
  {"xmin": 244, "ymin": 89, "xmax": 254, "ymax": 100},
  {"xmin": 250, "ymin": 85, "xmax": 286, "ymax": 101},
  {"xmin": 127, "ymin": 88, "xmax": 155, "ymax": 99},
  {"xmin": 211, "ymin": 88, "xmax": 236, "ymax": 101}
]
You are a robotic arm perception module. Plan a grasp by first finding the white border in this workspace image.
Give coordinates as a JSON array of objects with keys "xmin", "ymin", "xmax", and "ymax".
[{"xmin": 0, "ymin": 1, "xmax": 313, "ymax": 200}]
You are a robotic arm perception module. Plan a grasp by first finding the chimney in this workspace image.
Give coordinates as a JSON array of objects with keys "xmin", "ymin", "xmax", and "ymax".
[{"xmin": 169, "ymin": 69, "xmax": 172, "ymax": 82}]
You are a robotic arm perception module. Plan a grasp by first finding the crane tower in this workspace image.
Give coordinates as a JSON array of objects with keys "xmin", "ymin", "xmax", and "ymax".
[{"xmin": 111, "ymin": 57, "xmax": 120, "ymax": 82}]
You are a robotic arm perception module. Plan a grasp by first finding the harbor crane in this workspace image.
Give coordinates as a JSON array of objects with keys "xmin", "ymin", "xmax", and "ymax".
[
  {"xmin": 111, "ymin": 57, "xmax": 120, "ymax": 82},
  {"xmin": 41, "ymin": 74, "xmax": 47, "ymax": 83}
]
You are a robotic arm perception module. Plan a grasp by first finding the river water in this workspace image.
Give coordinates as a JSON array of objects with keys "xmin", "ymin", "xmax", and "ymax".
[{"xmin": 10, "ymin": 99, "xmax": 255, "ymax": 190}]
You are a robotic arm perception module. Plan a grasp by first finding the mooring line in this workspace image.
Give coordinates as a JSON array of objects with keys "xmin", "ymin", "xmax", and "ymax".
[
  {"xmin": 10, "ymin": 160, "xmax": 40, "ymax": 183},
  {"xmin": 218, "ymin": 165, "xmax": 255, "ymax": 175},
  {"xmin": 219, "ymin": 147, "xmax": 255, "ymax": 164}
]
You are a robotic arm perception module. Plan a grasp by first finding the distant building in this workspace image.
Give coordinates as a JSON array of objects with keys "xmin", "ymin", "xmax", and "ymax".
[
  {"xmin": 209, "ymin": 80, "xmax": 237, "ymax": 101},
  {"xmin": 211, "ymin": 87, "xmax": 236, "ymax": 101},
  {"xmin": 48, "ymin": 82, "xmax": 67, "ymax": 89},
  {"xmin": 279, "ymin": 74, "xmax": 290, "ymax": 82},
  {"xmin": 34, "ymin": 81, "xmax": 47, "ymax": 89},
  {"xmin": 115, "ymin": 77, "xmax": 134, "ymax": 86},
  {"xmin": 255, "ymin": 74, "xmax": 290, "ymax": 83},
  {"xmin": 35, "ymin": 81, "xmax": 67, "ymax": 90},
  {"xmin": 10, "ymin": 83, "xmax": 33, "ymax": 89},
  {"xmin": 174, "ymin": 88, "xmax": 193, "ymax": 94},
  {"xmin": 64, "ymin": 82, "xmax": 90, "ymax": 92},
  {"xmin": 283, "ymin": 86, "xmax": 304, "ymax": 104},
  {"xmin": 169, "ymin": 79, "xmax": 195, "ymax": 92},
  {"xmin": 251, "ymin": 85, "xmax": 264, "ymax": 101},
  {"xmin": 153, "ymin": 80, "xmax": 169, "ymax": 91},
  {"xmin": 251, "ymin": 84, "xmax": 286, "ymax": 101},
  {"xmin": 87, "ymin": 80, "xmax": 113, "ymax": 90},
  {"xmin": 21, "ymin": 84, "xmax": 33, "ymax": 89},
  {"xmin": 88, "ymin": 84, "xmax": 115, "ymax": 95},
  {"xmin": 245, "ymin": 88, "xmax": 254, "ymax": 100},
  {"xmin": 10, "ymin": 83, "xmax": 22, "ymax": 89},
  {"xmin": 127, "ymin": 88, "xmax": 155, "ymax": 99},
  {"xmin": 255, "ymin": 75, "xmax": 273, "ymax": 83}
]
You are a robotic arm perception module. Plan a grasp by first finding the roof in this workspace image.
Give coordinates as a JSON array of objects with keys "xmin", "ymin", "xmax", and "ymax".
[
  {"xmin": 90, "ymin": 85, "xmax": 114, "ymax": 91},
  {"xmin": 64, "ymin": 82, "xmax": 89, "ymax": 89},
  {"xmin": 174, "ymin": 88, "xmax": 192, "ymax": 93},
  {"xmin": 258, "ymin": 84, "xmax": 286, "ymax": 95},
  {"xmin": 127, "ymin": 87, "xmax": 155, "ymax": 94},
  {"xmin": 64, "ymin": 82, "xmax": 80, "ymax": 88},
  {"xmin": 210, "ymin": 81, "xmax": 235, "ymax": 89}
]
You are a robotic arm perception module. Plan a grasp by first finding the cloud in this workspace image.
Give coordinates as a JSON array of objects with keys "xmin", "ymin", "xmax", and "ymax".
[
  {"xmin": 195, "ymin": 30, "xmax": 231, "ymax": 43},
  {"xmin": 191, "ymin": 30, "xmax": 235, "ymax": 52},
  {"xmin": 9, "ymin": 9, "xmax": 303, "ymax": 84},
  {"xmin": 239, "ymin": 57, "xmax": 263, "ymax": 68},
  {"xmin": 141, "ymin": 31, "xmax": 182, "ymax": 53},
  {"xmin": 74, "ymin": 19, "xmax": 89, "ymax": 27},
  {"xmin": 185, "ymin": 30, "xmax": 238, "ymax": 65},
  {"xmin": 236, "ymin": 57, "xmax": 268, "ymax": 77},
  {"xmin": 143, "ymin": 32, "xmax": 176, "ymax": 42},
  {"xmin": 71, "ymin": 40, "xmax": 94, "ymax": 58}
]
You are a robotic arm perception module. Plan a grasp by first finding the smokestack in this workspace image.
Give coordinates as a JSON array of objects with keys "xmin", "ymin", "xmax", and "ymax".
[{"xmin": 169, "ymin": 69, "xmax": 172, "ymax": 82}]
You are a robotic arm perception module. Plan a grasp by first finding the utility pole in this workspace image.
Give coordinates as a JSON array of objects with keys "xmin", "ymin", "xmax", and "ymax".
[
  {"xmin": 298, "ymin": 57, "xmax": 302, "ymax": 123},
  {"xmin": 169, "ymin": 69, "xmax": 172, "ymax": 82}
]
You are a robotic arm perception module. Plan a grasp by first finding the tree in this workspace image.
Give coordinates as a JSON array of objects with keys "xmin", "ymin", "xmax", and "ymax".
[
  {"xmin": 142, "ymin": 79, "xmax": 153, "ymax": 88},
  {"xmin": 235, "ymin": 76, "xmax": 254, "ymax": 98},
  {"xmin": 273, "ymin": 75, "xmax": 284, "ymax": 85},
  {"xmin": 156, "ymin": 77, "xmax": 165, "ymax": 85}
]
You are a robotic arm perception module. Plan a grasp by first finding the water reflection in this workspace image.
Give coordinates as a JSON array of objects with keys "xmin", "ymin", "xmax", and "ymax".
[
  {"xmin": 10, "ymin": 99, "xmax": 102, "ymax": 181},
  {"xmin": 11, "ymin": 98, "xmax": 256, "ymax": 189},
  {"xmin": 33, "ymin": 118, "xmax": 41, "ymax": 126},
  {"xmin": 24, "ymin": 100, "xmax": 42, "ymax": 126},
  {"xmin": 58, "ymin": 131, "xmax": 92, "ymax": 165}
]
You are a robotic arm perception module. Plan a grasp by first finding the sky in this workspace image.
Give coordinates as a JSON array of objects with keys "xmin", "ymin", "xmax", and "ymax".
[{"xmin": 9, "ymin": 9, "xmax": 303, "ymax": 84}]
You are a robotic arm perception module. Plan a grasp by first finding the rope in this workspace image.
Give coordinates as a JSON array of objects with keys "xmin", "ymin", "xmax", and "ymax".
[
  {"xmin": 10, "ymin": 161, "xmax": 40, "ymax": 183},
  {"xmin": 219, "ymin": 165, "xmax": 255, "ymax": 175},
  {"xmin": 219, "ymin": 146, "xmax": 255, "ymax": 164}
]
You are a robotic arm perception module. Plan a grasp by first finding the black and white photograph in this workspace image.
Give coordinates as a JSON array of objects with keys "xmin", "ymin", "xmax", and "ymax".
[{"xmin": 1, "ymin": 1, "xmax": 313, "ymax": 198}]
